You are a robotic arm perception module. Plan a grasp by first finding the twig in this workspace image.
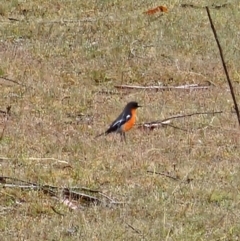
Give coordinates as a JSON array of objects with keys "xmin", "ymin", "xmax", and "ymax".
[
  {"xmin": 171, "ymin": 166, "xmax": 195, "ymax": 195},
  {"xmin": 8, "ymin": 17, "xmax": 21, "ymax": 21},
  {"xmin": 181, "ymin": 3, "xmax": 230, "ymax": 9},
  {"xmin": 3, "ymin": 18, "xmax": 98, "ymax": 24},
  {"xmin": 38, "ymin": 18, "xmax": 97, "ymax": 24},
  {"xmin": 180, "ymin": 4, "xmax": 201, "ymax": 8},
  {"xmin": 161, "ymin": 111, "xmax": 222, "ymax": 123},
  {"xmin": 0, "ymin": 184, "xmax": 39, "ymax": 189},
  {"xmin": 99, "ymin": 192, "xmax": 116, "ymax": 202},
  {"xmin": 125, "ymin": 222, "xmax": 143, "ymax": 236},
  {"xmin": 0, "ymin": 106, "xmax": 11, "ymax": 141},
  {"xmin": 115, "ymin": 84, "xmax": 210, "ymax": 91},
  {"xmin": 98, "ymin": 192, "xmax": 126, "ymax": 205},
  {"xmin": 74, "ymin": 187, "xmax": 100, "ymax": 193},
  {"xmin": 64, "ymin": 187, "xmax": 125, "ymax": 205},
  {"xmin": 109, "ymin": 200, "xmax": 126, "ymax": 205},
  {"xmin": 51, "ymin": 206, "xmax": 65, "ymax": 216},
  {"xmin": 138, "ymin": 120, "xmax": 170, "ymax": 130},
  {"xmin": 0, "ymin": 176, "xmax": 38, "ymax": 186},
  {"xmin": 138, "ymin": 121, "xmax": 188, "ymax": 131},
  {"xmin": 62, "ymin": 188, "xmax": 102, "ymax": 204},
  {"xmin": 138, "ymin": 111, "xmax": 223, "ymax": 130},
  {"xmin": 28, "ymin": 157, "xmax": 69, "ymax": 164},
  {"xmin": 206, "ymin": 7, "xmax": 240, "ymax": 127},
  {"xmin": 166, "ymin": 124, "xmax": 188, "ymax": 132},
  {"xmin": 1, "ymin": 182, "xmax": 101, "ymax": 203},
  {"xmin": 0, "ymin": 176, "xmax": 123, "ymax": 208},
  {"xmin": 0, "ymin": 157, "xmax": 69, "ymax": 164},
  {"xmin": 147, "ymin": 170, "xmax": 179, "ymax": 181},
  {"xmin": 0, "ymin": 76, "xmax": 25, "ymax": 86}
]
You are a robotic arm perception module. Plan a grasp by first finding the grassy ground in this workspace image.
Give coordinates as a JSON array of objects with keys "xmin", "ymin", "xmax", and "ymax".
[{"xmin": 1, "ymin": 0, "xmax": 240, "ymax": 240}]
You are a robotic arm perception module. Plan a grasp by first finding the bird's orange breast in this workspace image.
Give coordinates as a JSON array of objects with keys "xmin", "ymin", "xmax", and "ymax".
[{"xmin": 121, "ymin": 109, "xmax": 136, "ymax": 132}]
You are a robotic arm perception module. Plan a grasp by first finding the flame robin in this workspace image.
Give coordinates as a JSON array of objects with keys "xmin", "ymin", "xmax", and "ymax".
[{"xmin": 96, "ymin": 101, "xmax": 141, "ymax": 142}]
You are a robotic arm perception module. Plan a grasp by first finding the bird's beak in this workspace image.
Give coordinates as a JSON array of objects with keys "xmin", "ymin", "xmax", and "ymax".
[{"xmin": 137, "ymin": 105, "xmax": 143, "ymax": 108}]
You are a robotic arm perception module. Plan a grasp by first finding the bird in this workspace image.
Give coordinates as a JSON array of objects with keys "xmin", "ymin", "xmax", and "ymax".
[{"xmin": 95, "ymin": 101, "xmax": 142, "ymax": 142}]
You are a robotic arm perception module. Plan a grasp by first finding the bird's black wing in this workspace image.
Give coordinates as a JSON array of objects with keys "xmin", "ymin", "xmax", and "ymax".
[
  {"xmin": 106, "ymin": 112, "xmax": 131, "ymax": 134},
  {"xmin": 95, "ymin": 109, "xmax": 131, "ymax": 138}
]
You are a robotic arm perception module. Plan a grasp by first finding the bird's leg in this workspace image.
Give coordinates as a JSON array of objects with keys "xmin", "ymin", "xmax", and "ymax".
[
  {"xmin": 120, "ymin": 132, "xmax": 123, "ymax": 142},
  {"xmin": 120, "ymin": 132, "xmax": 126, "ymax": 143}
]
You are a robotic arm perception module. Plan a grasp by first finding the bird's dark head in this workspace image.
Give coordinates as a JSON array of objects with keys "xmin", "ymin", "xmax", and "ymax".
[{"xmin": 127, "ymin": 101, "xmax": 142, "ymax": 109}]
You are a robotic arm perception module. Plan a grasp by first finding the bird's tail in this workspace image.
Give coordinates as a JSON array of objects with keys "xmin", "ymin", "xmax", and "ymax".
[{"xmin": 95, "ymin": 132, "xmax": 107, "ymax": 139}]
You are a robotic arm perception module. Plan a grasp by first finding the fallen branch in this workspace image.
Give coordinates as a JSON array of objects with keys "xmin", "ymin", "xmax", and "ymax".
[
  {"xmin": 61, "ymin": 188, "xmax": 102, "ymax": 204},
  {"xmin": 1, "ymin": 184, "xmax": 39, "ymax": 189},
  {"xmin": 0, "ymin": 156, "xmax": 69, "ymax": 164},
  {"xmin": 125, "ymin": 222, "xmax": 143, "ymax": 237},
  {"xmin": 115, "ymin": 84, "xmax": 210, "ymax": 91},
  {"xmin": 28, "ymin": 157, "xmax": 69, "ymax": 164},
  {"xmin": 38, "ymin": 18, "xmax": 98, "ymax": 24},
  {"xmin": 0, "ymin": 180, "xmax": 102, "ymax": 206},
  {"xmin": 165, "ymin": 124, "xmax": 188, "ymax": 132},
  {"xmin": 0, "ymin": 76, "xmax": 25, "ymax": 86},
  {"xmin": 98, "ymin": 192, "xmax": 126, "ymax": 205},
  {"xmin": 160, "ymin": 111, "xmax": 222, "ymax": 123},
  {"xmin": 138, "ymin": 111, "xmax": 222, "ymax": 130},
  {"xmin": 8, "ymin": 17, "xmax": 21, "ymax": 21},
  {"xmin": 0, "ymin": 176, "xmax": 123, "ymax": 209},
  {"xmin": 206, "ymin": 7, "xmax": 240, "ymax": 127},
  {"xmin": 0, "ymin": 176, "xmax": 37, "ymax": 186},
  {"xmin": 181, "ymin": 3, "xmax": 230, "ymax": 9},
  {"xmin": 2, "ymin": 18, "xmax": 98, "ymax": 24}
]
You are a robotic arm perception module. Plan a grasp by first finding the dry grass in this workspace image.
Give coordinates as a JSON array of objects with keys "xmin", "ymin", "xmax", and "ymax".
[{"xmin": 1, "ymin": 0, "xmax": 240, "ymax": 240}]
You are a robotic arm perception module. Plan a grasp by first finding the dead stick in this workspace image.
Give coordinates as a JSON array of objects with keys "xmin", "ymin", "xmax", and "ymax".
[
  {"xmin": 206, "ymin": 7, "xmax": 240, "ymax": 126},
  {"xmin": 51, "ymin": 206, "xmax": 65, "ymax": 216},
  {"xmin": 8, "ymin": 18, "xmax": 20, "ymax": 21},
  {"xmin": 181, "ymin": 3, "xmax": 229, "ymax": 9},
  {"xmin": 0, "ymin": 106, "xmax": 11, "ymax": 141},
  {"xmin": 115, "ymin": 84, "xmax": 210, "ymax": 91},
  {"xmin": 0, "ymin": 176, "xmax": 38, "ymax": 186},
  {"xmin": 0, "ymin": 77, "xmax": 25, "ymax": 86},
  {"xmin": 62, "ymin": 189, "xmax": 102, "ymax": 204},
  {"xmin": 0, "ymin": 184, "xmax": 39, "ymax": 189},
  {"xmin": 139, "ymin": 111, "xmax": 222, "ymax": 127},
  {"xmin": 166, "ymin": 124, "xmax": 188, "ymax": 132},
  {"xmin": 147, "ymin": 170, "xmax": 179, "ymax": 181},
  {"xmin": 161, "ymin": 111, "xmax": 222, "ymax": 123},
  {"xmin": 125, "ymin": 223, "xmax": 143, "ymax": 236}
]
